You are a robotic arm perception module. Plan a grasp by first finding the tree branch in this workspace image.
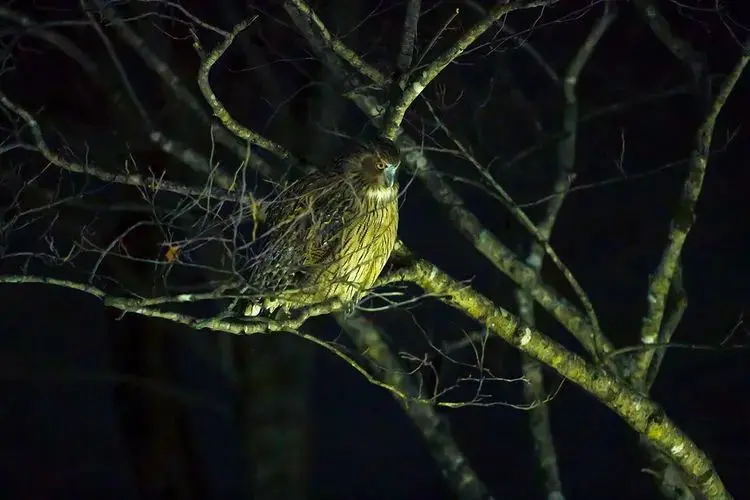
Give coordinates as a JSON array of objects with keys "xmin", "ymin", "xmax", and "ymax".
[
  {"xmin": 635, "ymin": 50, "xmax": 749, "ymax": 385},
  {"xmin": 386, "ymin": 260, "xmax": 731, "ymax": 500},
  {"xmin": 283, "ymin": 0, "xmax": 388, "ymax": 86},
  {"xmin": 194, "ymin": 17, "xmax": 296, "ymax": 162},
  {"xmin": 633, "ymin": 0, "xmax": 706, "ymax": 84},
  {"xmin": 0, "ymin": 92, "xmax": 243, "ymax": 203},
  {"xmin": 396, "ymin": 0, "xmax": 421, "ymax": 74},
  {"xmin": 88, "ymin": 0, "xmax": 276, "ymax": 180},
  {"xmin": 381, "ymin": 0, "xmax": 558, "ymax": 138},
  {"xmin": 515, "ymin": 3, "xmax": 617, "ymax": 497},
  {"xmin": 337, "ymin": 312, "xmax": 492, "ymax": 500}
]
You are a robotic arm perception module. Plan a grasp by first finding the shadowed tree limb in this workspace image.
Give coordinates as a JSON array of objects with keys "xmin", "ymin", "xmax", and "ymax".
[
  {"xmin": 633, "ymin": 0, "xmax": 706, "ymax": 85},
  {"xmin": 396, "ymin": 0, "xmax": 421, "ymax": 74},
  {"xmin": 515, "ymin": 3, "xmax": 618, "ymax": 498},
  {"xmin": 635, "ymin": 49, "xmax": 749, "ymax": 386},
  {"xmin": 283, "ymin": 0, "xmax": 388, "ymax": 86},
  {"xmin": 0, "ymin": 92, "xmax": 243, "ymax": 203},
  {"xmin": 0, "ymin": 5, "xmax": 221, "ymax": 184},
  {"xmin": 336, "ymin": 312, "xmax": 493, "ymax": 500},
  {"xmin": 88, "ymin": 0, "xmax": 275, "ymax": 179}
]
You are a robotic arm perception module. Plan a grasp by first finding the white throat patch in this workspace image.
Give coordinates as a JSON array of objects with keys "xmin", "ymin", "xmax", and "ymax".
[{"xmin": 365, "ymin": 185, "xmax": 397, "ymax": 204}]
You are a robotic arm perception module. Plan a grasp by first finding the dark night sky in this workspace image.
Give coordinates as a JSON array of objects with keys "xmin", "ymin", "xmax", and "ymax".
[{"xmin": 1, "ymin": 1, "xmax": 749, "ymax": 499}]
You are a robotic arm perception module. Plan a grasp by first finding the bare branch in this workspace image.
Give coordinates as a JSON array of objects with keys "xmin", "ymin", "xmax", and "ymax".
[
  {"xmin": 633, "ymin": 0, "xmax": 706, "ymax": 83},
  {"xmin": 195, "ymin": 17, "xmax": 295, "ymax": 162},
  {"xmin": 382, "ymin": 0, "xmax": 558, "ymax": 138},
  {"xmin": 88, "ymin": 0, "xmax": 276, "ymax": 179},
  {"xmin": 515, "ymin": 3, "xmax": 618, "ymax": 497},
  {"xmin": 636, "ymin": 50, "xmax": 749, "ymax": 384},
  {"xmin": 422, "ymin": 97, "xmax": 605, "ymax": 359},
  {"xmin": 283, "ymin": 0, "xmax": 388, "ymax": 86},
  {"xmin": 0, "ymin": 92, "xmax": 243, "ymax": 202}
]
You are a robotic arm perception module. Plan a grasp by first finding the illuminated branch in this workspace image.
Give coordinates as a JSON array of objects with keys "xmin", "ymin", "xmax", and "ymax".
[
  {"xmin": 644, "ymin": 265, "xmax": 687, "ymax": 391},
  {"xmin": 635, "ymin": 50, "xmax": 749, "ymax": 384},
  {"xmin": 384, "ymin": 259, "xmax": 730, "ymax": 500}
]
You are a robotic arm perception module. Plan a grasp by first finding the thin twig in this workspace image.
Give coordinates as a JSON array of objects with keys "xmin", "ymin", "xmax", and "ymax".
[{"xmin": 0, "ymin": 92, "xmax": 242, "ymax": 202}]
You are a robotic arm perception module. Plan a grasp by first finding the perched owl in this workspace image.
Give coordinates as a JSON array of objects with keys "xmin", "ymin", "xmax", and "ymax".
[{"xmin": 244, "ymin": 138, "xmax": 401, "ymax": 317}]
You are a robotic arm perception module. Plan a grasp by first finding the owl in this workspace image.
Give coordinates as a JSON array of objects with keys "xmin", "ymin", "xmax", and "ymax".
[{"xmin": 244, "ymin": 138, "xmax": 401, "ymax": 317}]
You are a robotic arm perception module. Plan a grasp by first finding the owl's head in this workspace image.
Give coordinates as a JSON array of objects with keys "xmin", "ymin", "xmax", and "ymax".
[{"xmin": 342, "ymin": 139, "xmax": 401, "ymax": 199}]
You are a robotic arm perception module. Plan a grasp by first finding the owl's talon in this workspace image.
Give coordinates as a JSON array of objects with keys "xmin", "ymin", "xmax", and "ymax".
[{"xmin": 244, "ymin": 302, "xmax": 262, "ymax": 317}]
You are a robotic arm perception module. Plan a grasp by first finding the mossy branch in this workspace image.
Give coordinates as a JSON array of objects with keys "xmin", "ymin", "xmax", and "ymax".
[{"xmin": 384, "ymin": 259, "xmax": 731, "ymax": 500}]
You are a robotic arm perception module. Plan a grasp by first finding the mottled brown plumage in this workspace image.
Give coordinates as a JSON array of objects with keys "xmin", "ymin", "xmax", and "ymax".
[{"xmin": 245, "ymin": 139, "xmax": 401, "ymax": 316}]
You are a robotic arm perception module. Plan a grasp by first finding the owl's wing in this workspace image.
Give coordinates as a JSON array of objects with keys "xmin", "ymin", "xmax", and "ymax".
[{"xmin": 262, "ymin": 173, "xmax": 354, "ymax": 275}]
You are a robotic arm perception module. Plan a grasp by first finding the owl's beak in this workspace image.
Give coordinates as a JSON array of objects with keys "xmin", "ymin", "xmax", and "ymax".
[{"xmin": 383, "ymin": 163, "xmax": 398, "ymax": 188}]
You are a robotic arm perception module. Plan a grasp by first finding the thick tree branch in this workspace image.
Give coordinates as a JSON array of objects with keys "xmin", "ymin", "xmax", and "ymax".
[
  {"xmin": 633, "ymin": 0, "xmax": 706, "ymax": 84},
  {"xmin": 396, "ymin": 0, "xmax": 421, "ymax": 74},
  {"xmin": 385, "ymin": 260, "xmax": 730, "ymax": 500}
]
